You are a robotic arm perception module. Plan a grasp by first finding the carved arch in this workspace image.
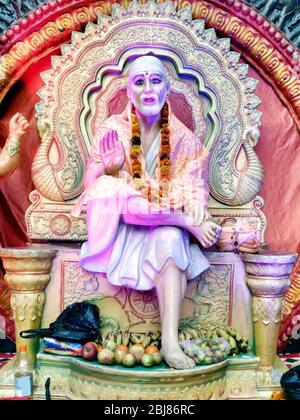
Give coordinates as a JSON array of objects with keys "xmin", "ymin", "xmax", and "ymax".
[
  {"xmin": 32, "ymin": 0, "xmax": 263, "ymax": 208},
  {"xmin": 0, "ymin": 0, "xmax": 299, "ymax": 130}
]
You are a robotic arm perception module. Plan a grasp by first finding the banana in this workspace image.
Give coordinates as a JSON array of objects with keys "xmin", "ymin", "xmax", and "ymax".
[
  {"xmin": 215, "ymin": 328, "xmax": 230, "ymax": 340},
  {"xmin": 189, "ymin": 328, "xmax": 199, "ymax": 339},
  {"xmin": 225, "ymin": 327, "xmax": 237, "ymax": 338},
  {"xmin": 228, "ymin": 336, "xmax": 237, "ymax": 354},
  {"xmin": 151, "ymin": 331, "xmax": 161, "ymax": 341},
  {"xmin": 139, "ymin": 334, "xmax": 146, "ymax": 344},
  {"xmin": 116, "ymin": 332, "xmax": 122, "ymax": 345},
  {"xmin": 130, "ymin": 333, "xmax": 141, "ymax": 344},
  {"xmin": 178, "ymin": 332, "xmax": 185, "ymax": 342},
  {"xmin": 102, "ymin": 330, "xmax": 110, "ymax": 342},
  {"xmin": 206, "ymin": 330, "xmax": 213, "ymax": 339},
  {"xmin": 142, "ymin": 335, "xmax": 152, "ymax": 348},
  {"xmin": 184, "ymin": 331, "xmax": 192, "ymax": 341},
  {"xmin": 108, "ymin": 332, "xmax": 116, "ymax": 343}
]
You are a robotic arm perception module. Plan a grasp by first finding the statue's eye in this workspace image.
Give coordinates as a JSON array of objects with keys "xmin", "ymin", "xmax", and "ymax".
[
  {"xmin": 152, "ymin": 78, "xmax": 162, "ymax": 84},
  {"xmin": 134, "ymin": 79, "xmax": 144, "ymax": 86}
]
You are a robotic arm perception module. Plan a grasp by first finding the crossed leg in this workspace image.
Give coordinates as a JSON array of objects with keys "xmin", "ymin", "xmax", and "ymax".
[{"xmin": 155, "ymin": 260, "xmax": 195, "ymax": 369}]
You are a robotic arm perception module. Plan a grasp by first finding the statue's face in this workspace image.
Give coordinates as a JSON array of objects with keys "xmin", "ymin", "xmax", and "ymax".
[{"xmin": 128, "ymin": 70, "xmax": 168, "ymax": 118}]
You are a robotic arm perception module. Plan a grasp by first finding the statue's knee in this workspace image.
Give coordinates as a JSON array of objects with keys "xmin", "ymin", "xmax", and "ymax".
[{"xmin": 154, "ymin": 226, "xmax": 183, "ymax": 246}]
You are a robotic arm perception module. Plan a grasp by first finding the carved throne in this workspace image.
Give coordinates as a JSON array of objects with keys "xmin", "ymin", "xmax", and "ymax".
[{"xmin": 0, "ymin": 0, "xmax": 297, "ymax": 400}]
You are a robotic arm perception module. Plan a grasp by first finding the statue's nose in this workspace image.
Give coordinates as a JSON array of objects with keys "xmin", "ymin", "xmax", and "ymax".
[{"xmin": 144, "ymin": 79, "xmax": 151, "ymax": 92}]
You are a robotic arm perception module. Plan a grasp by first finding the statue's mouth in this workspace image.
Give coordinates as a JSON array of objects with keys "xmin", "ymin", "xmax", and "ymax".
[{"xmin": 143, "ymin": 97, "xmax": 156, "ymax": 104}]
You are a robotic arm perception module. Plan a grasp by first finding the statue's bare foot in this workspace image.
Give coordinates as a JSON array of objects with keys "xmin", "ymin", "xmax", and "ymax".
[{"xmin": 161, "ymin": 344, "xmax": 196, "ymax": 370}]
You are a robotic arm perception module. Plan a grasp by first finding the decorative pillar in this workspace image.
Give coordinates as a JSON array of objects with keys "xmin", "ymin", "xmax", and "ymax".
[
  {"xmin": 0, "ymin": 247, "xmax": 57, "ymax": 363},
  {"xmin": 242, "ymin": 252, "xmax": 297, "ymax": 371}
]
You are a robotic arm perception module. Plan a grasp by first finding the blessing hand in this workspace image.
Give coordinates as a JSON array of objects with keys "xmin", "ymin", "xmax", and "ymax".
[
  {"xmin": 100, "ymin": 130, "xmax": 125, "ymax": 175},
  {"xmin": 8, "ymin": 113, "xmax": 30, "ymax": 138}
]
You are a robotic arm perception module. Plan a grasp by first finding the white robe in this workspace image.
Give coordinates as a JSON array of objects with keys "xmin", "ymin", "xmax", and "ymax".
[{"xmin": 80, "ymin": 131, "xmax": 210, "ymax": 291}]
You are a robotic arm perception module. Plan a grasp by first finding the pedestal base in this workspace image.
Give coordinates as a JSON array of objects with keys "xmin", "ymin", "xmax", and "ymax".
[
  {"xmin": 0, "ymin": 352, "xmax": 284, "ymax": 400},
  {"xmin": 35, "ymin": 353, "xmax": 229, "ymax": 400}
]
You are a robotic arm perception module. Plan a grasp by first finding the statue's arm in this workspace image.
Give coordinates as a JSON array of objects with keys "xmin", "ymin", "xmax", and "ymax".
[
  {"xmin": 177, "ymin": 137, "xmax": 211, "ymax": 225},
  {"xmin": 84, "ymin": 132, "xmax": 105, "ymax": 189},
  {"xmin": 182, "ymin": 139, "xmax": 222, "ymax": 246},
  {"xmin": 0, "ymin": 141, "xmax": 20, "ymax": 179},
  {"xmin": 0, "ymin": 113, "xmax": 29, "ymax": 179}
]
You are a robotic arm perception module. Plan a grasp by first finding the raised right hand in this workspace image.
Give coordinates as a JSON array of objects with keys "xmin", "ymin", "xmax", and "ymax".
[{"xmin": 99, "ymin": 130, "xmax": 125, "ymax": 175}]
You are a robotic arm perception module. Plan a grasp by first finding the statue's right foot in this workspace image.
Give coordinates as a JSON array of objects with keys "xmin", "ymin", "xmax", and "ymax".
[{"xmin": 161, "ymin": 344, "xmax": 196, "ymax": 370}]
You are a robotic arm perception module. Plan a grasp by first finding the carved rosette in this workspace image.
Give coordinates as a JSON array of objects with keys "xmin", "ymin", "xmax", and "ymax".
[
  {"xmin": 0, "ymin": 247, "xmax": 57, "ymax": 363},
  {"xmin": 242, "ymin": 251, "xmax": 297, "ymax": 369}
]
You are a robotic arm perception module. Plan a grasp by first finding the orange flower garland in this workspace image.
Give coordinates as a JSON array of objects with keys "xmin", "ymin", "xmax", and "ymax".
[{"xmin": 130, "ymin": 103, "xmax": 170, "ymax": 202}]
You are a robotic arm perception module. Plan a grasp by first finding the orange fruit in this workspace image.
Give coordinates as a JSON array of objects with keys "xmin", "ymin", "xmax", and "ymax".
[
  {"xmin": 145, "ymin": 345, "xmax": 159, "ymax": 354},
  {"xmin": 116, "ymin": 344, "xmax": 128, "ymax": 353}
]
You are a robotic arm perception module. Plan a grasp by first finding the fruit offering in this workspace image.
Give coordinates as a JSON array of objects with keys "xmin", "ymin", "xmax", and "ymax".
[
  {"xmin": 179, "ymin": 338, "xmax": 230, "ymax": 365},
  {"xmin": 100, "ymin": 330, "xmax": 161, "ymax": 350},
  {"xmin": 204, "ymin": 327, "xmax": 252, "ymax": 357},
  {"xmin": 95, "ymin": 330, "xmax": 164, "ymax": 368},
  {"xmin": 178, "ymin": 326, "xmax": 252, "ymax": 357}
]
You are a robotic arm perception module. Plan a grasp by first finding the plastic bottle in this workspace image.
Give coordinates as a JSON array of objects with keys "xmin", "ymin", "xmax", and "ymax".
[{"xmin": 14, "ymin": 344, "xmax": 33, "ymax": 399}]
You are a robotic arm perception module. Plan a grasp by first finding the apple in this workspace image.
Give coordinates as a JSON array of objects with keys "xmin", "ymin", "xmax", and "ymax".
[{"xmin": 82, "ymin": 342, "xmax": 98, "ymax": 361}]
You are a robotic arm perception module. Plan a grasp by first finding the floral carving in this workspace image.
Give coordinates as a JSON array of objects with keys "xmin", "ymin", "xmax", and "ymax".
[
  {"xmin": 10, "ymin": 293, "xmax": 45, "ymax": 322},
  {"xmin": 253, "ymin": 298, "xmax": 283, "ymax": 325},
  {"xmin": 192, "ymin": 265, "xmax": 232, "ymax": 331}
]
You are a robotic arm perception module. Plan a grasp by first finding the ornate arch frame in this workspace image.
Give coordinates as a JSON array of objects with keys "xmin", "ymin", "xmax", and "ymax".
[
  {"xmin": 1, "ymin": 0, "xmax": 299, "ymax": 349},
  {"xmin": 0, "ymin": 0, "xmax": 299, "ymax": 130}
]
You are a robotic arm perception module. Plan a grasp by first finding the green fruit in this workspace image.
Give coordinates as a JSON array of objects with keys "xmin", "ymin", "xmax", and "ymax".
[
  {"xmin": 141, "ymin": 354, "xmax": 154, "ymax": 367},
  {"xmin": 152, "ymin": 352, "xmax": 163, "ymax": 365},
  {"xmin": 97, "ymin": 349, "xmax": 115, "ymax": 365},
  {"xmin": 114, "ymin": 349, "xmax": 126, "ymax": 365},
  {"xmin": 129, "ymin": 344, "xmax": 145, "ymax": 363},
  {"xmin": 122, "ymin": 353, "xmax": 136, "ymax": 367},
  {"xmin": 213, "ymin": 350, "xmax": 224, "ymax": 361},
  {"xmin": 104, "ymin": 340, "xmax": 117, "ymax": 352}
]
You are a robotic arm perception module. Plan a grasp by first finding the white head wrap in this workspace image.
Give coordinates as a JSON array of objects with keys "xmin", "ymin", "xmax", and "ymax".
[{"xmin": 128, "ymin": 55, "xmax": 167, "ymax": 81}]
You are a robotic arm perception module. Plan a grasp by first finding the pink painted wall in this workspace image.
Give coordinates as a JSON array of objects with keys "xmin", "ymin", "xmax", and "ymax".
[{"xmin": 249, "ymin": 65, "xmax": 300, "ymax": 254}]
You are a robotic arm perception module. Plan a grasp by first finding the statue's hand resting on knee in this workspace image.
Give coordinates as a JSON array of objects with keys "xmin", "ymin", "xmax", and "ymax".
[
  {"xmin": 184, "ymin": 200, "xmax": 221, "ymax": 247},
  {"xmin": 100, "ymin": 130, "xmax": 125, "ymax": 175},
  {"xmin": 198, "ymin": 220, "xmax": 222, "ymax": 248}
]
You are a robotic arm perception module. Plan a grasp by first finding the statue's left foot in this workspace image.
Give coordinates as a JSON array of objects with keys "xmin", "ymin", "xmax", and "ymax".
[{"xmin": 161, "ymin": 344, "xmax": 196, "ymax": 370}]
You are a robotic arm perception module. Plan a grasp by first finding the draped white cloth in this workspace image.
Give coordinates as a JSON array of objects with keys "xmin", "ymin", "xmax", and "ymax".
[{"xmin": 79, "ymin": 126, "xmax": 209, "ymax": 291}]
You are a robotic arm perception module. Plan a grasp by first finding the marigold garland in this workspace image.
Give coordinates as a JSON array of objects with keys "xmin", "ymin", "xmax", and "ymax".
[{"xmin": 130, "ymin": 103, "xmax": 170, "ymax": 202}]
